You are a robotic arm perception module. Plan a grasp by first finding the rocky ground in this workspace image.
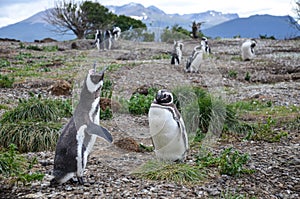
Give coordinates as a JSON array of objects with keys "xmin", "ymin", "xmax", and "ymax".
[{"xmin": 0, "ymin": 37, "xmax": 299, "ymax": 198}]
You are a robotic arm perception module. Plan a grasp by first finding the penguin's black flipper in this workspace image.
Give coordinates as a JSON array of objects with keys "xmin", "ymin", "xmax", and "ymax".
[{"xmin": 86, "ymin": 123, "xmax": 113, "ymax": 143}]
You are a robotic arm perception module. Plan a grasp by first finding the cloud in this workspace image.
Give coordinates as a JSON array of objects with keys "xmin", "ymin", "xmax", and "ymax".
[{"xmin": 0, "ymin": 0, "xmax": 53, "ymax": 27}]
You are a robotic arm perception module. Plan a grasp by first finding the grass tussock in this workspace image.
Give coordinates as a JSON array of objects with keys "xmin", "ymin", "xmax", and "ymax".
[
  {"xmin": 0, "ymin": 94, "xmax": 72, "ymax": 152},
  {"xmin": 132, "ymin": 160, "xmax": 206, "ymax": 184},
  {"xmin": 0, "ymin": 121, "xmax": 61, "ymax": 153}
]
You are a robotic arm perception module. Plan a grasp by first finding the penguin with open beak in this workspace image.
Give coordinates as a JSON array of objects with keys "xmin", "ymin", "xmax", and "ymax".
[
  {"xmin": 148, "ymin": 89, "xmax": 188, "ymax": 162},
  {"xmin": 51, "ymin": 66, "xmax": 112, "ymax": 185}
]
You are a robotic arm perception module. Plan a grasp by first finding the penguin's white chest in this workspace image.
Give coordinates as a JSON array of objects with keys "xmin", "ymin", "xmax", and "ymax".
[{"xmin": 148, "ymin": 105, "xmax": 186, "ymax": 161}]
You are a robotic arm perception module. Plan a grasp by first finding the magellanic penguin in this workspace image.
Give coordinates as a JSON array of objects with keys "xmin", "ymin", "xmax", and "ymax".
[
  {"xmin": 51, "ymin": 67, "xmax": 113, "ymax": 185},
  {"xmin": 171, "ymin": 41, "xmax": 183, "ymax": 65},
  {"xmin": 200, "ymin": 37, "xmax": 211, "ymax": 54},
  {"xmin": 241, "ymin": 39, "xmax": 257, "ymax": 61},
  {"xmin": 148, "ymin": 89, "xmax": 188, "ymax": 162},
  {"xmin": 185, "ymin": 45, "xmax": 203, "ymax": 73}
]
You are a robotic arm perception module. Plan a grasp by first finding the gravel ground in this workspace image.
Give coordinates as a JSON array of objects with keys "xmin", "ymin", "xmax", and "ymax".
[{"xmin": 0, "ymin": 38, "xmax": 299, "ymax": 198}]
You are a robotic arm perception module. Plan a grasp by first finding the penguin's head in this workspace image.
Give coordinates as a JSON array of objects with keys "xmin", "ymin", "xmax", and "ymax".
[
  {"xmin": 155, "ymin": 89, "xmax": 173, "ymax": 105},
  {"xmin": 86, "ymin": 68, "xmax": 106, "ymax": 96}
]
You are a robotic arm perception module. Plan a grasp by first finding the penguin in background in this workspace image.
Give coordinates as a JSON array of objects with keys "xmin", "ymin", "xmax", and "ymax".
[
  {"xmin": 241, "ymin": 39, "xmax": 257, "ymax": 61},
  {"xmin": 148, "ymin": 89, "xmax": 188, "ymax": 162},
  {"xmin": 171, "ymin": 41, "xmax": 183, "ymax": 65},
  {"xmin": 185, "ymin": 45, "xmax": 203, "ymax": 73},
  {"xmin": 200, "ymin": 37, "xmax": 211, "ymax": 54},
  {"xmin": 51, "ymin": 66, "xmax": 113, "ymax": 185},
  {"xmin": 95, "ymin": 30, "xmax": 103, "ymax": 51}
]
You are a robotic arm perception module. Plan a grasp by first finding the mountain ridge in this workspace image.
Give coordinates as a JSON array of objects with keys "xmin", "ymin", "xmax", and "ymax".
[{"xmin": 0, "ymin": 3, "xmax": 299, "ymax": 41}]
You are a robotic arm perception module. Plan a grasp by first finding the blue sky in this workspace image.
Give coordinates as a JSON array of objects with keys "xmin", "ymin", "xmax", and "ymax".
[{"xmin": 0, "ymin": 0, "xmax": 297, "ymax": 28}]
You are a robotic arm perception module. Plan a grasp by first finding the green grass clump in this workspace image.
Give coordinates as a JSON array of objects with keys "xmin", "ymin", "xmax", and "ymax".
[
  {"xmin": 248, "ymin": 117, "xmax": 288, "ymax": 143},
  {"xmin": 128, "ymin": 87, "xmax": 158, "ymax": 115},
  {"xmin": 0, "ymin": 58, "xmax": 10, "ymax": 68},
  {"xmin": 228, "ymin": 70, "xmax": 238, "ymax": 78},
  {"xmin": 26, "ymin": 45, "xmax": 42, "ymax": 51},
  {"xmin": 0, "ymin": 122, "xmax": 61, "ymax": 152},
  {"xmin": 0, "ymin": 74, "xmax": 14, "ymax": 88},
  {"xmin": 0, "ymin": 95, "xmax": 72, "ymax": 123},
  {"xmin": 0, "ymin": 95, "xmax": 72, "ymax": 152},
  {"xmin": 100, "ymin": 78, "xmax": 113, "ymax": 120},
  {"xmin": 0, "ymin": 144, "xmax": 44, "ymax": 185},
  {"xmin": 173, "ymin": 86, "xmax": 241, "ymax": 137},
  {"xmin": 151, "ymin": 53, "xmax": 171, "ymax": 60},
  {"xmin": 14, "ymin": 52, "xmax": 33, "ymax": 60},
  {"xmin": 196, "ymin": 147, "xmax": 254, "ymax": 177},
  {"xmin": 218, "ymin": 147, "xmax": 253, "ymax": 176},
  {"xmin": 132, "ymin": 160, "xmax": 206, "ymax": 184},
  {"xmin": 42, "ymin": 45, "xmax": 58, "ymax": 52}
]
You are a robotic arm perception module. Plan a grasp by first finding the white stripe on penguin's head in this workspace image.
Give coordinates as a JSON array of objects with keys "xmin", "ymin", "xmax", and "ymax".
[{"xmin": 86, "ymin": 69, "xmax": 104, "ymax": 93}]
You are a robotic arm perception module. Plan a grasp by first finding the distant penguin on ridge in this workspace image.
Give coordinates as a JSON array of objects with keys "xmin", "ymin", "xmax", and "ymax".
[
  {"xmin": 148, "ymin": 89, "xmax": 188, "ymax": 162},
  {"xmin": 51, "ymin": 66, "xmax": 113, "ymax": 185},
  {"xmin": 241, "ymin": 39, "xmax": 257, "ymax": 61}
]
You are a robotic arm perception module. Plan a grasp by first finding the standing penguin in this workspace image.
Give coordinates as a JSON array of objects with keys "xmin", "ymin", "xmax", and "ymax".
[
  {"xmin": 51, "ymin": 67, "xmax": 113, "ymax": 185},
  {"xmin": 148, "ymin": 89, "xmax": 188, "ymax": 162},
  {"xmin": 241, "ymin": 39, "xmax": 257, "ymax": 61},
  {"xmin": 200, "ymin": 37, "xmax": 211, "ymax": 54},
  {"xmin": 171, "ymin": 41, "xmax": 183, "ymax": 65}
]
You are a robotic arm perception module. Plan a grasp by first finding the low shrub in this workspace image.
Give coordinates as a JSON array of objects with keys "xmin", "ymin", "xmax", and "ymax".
[
  {"xmin": 0, "ymin": 74, "xmax": 14, "ymax": 88},
  {"xmin": 128, "ymin": 87, "xmax": 158, "ymax": 115},
  {"xmin": 0, "ymin": 144, "xmax": 44, "ymax": 185}
]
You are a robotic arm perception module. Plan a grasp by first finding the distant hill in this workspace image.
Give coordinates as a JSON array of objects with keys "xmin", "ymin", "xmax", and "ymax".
[
  {"xmin": 202, "ymin": 15, "xmax": 300, "ymax": 39},
  {"xmin": 0, "ymin": 3, "xmax": 299, "ymax": 42},
  {"xmin": 0, "ymin": 10, "xmax": 76, "ymax": 42}
]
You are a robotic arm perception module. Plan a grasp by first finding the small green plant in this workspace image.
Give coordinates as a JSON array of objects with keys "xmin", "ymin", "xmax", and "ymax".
[
  {"xmin": 0, "ymin": 144, "xmax": 44, "ymax": 185},
  {"xmin": 228, "ymin": 70, "xmax": 238, "ymax": 78},
  {"xmin": 100, "ymin": 107, "xmax": 113, "ymax": 120},
  {"xmin": 0, "ymin": 58, "xmax": 10, "ymax": 68},
  {"xmin": 0, "ymin": 74, "xmax": 14, "ymax": 88},
  {"xmin": 15, "ymin": 52, "xmax": 33, "ymax": 60},
  {"xmin": 250, "ymin": 117, "xmax": 288, "ymax": 142},
  {"xmin": 218, "ymin": 147, "xmax": 253, "ymax": 176},
  {"xmin": 128, "ymin": 87, "xmax": 158, "ymax": 115},
  {"xmin": 220, "ymin": 189, "xmax": 253, "ymax": 199},
  {"xmin": 244, "ymin": 72, "xmax": 251, "ymax": 82},
  {"xmin": 233, "ymin": 35, "xmax": 241, "ymax": 38},
  {"xmin": 196, "ymin": 148, "xmax": 254, "ymax": 177},
  {"xmin": 259, "ymin": 34, "xmax": 276, "ymax": 40},
  {"xmin": 133, "ymin": 160, "xmax": 206, "ymax": 184},
  {"xmin": 26, "ymin": 45, "xmax": 42, "ymax": 51},
  {"xmin": 101, "ymin": 79, "xmax": 113, "ymax": 99},
  {"xmin": 19, "ymin": 42, "xmax": 25, "ymax": 49},
  {"xmin": 42, "ymin": 45, "xmax": 58, "ymax": 52}
]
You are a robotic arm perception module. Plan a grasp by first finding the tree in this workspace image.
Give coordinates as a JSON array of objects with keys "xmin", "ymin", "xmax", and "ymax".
[
  {"xmin": 45, "ymin": 0, "xmax": 115, "ymax": 39},
  {"xmin": 191, "ymin": 21, "xmax": 204, "ymax": 39},
  {"xmin": 114, "ymin": 15, "xmax": 147, "ymax": 31},
  {"xmin": 294, "ymin": 0, "xmax": 300, "ymax": 30},
  {"xmin": 161, "ymin": 25, "xmax": 190, "ymax": 42}
]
